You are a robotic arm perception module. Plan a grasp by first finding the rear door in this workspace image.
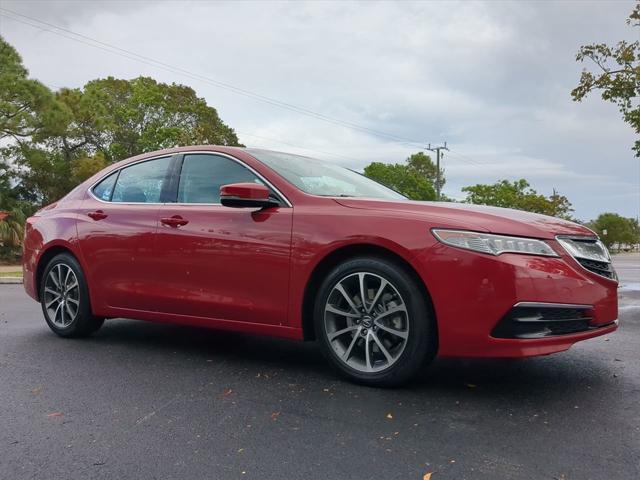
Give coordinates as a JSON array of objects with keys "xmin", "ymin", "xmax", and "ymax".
[
  {"xmin": 77, "ymin": 155, "xmax": 176, "ymax": 312},
  {"xmin": 154, "ymin": 153, "xmax": 293, "ymax": 326}
]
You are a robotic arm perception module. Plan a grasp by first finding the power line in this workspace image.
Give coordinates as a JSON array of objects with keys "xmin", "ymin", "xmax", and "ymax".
[
  {"xmin": 0, "ymin": 8, "xmax": 433, "ymax": 148},
  {"xmin": 447, "ymin": 149, "xmax": 485, "ymax": 167},
  {"xmin": 446, "ymin": 149, "xmax": 486, "ymax": 168},
  {"xmin": 0, "ymin": 8, "xmax": 491, "ymax": 170}
]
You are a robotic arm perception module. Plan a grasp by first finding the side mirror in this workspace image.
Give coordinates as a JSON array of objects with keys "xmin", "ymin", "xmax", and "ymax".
[{"xmin": 220, "ymin": 183, "xmax": 279, "ymax": 209}]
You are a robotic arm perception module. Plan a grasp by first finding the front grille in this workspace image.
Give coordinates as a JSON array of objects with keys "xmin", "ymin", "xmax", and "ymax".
[
  {"xmin": 556, "ymin": 236, "xmax": 617, "ymax": 281},
  {"xmin": 576, "ymin": 258, "xmax": 616, "ymax": 279},
  {"xmin": 492, "ymin": 304, "xmax": 594, "ymax": 339}
]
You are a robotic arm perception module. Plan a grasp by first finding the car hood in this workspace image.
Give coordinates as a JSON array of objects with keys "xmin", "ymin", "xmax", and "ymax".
[{"xmin": 334, "ymin": 198, "xmax": 594, "ymax": 239}]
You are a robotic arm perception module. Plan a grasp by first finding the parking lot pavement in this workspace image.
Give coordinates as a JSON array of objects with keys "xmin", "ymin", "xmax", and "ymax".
[{"xmin": 1, "ymin": 257, "xmax": 638, "ymax": 480}]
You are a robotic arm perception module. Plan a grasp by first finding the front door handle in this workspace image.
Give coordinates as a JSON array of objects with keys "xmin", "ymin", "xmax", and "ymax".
[
  {"xmin": 87, "ymin": 210, "xmax": 108, "ymax": 221},
  {"xmin": 160, "ymin": 215, "xmax": 189, "ymax": 228}
]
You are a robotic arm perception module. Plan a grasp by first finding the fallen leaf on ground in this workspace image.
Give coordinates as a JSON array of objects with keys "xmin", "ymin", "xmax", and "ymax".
[
  {"xmin": 271, "ymin": 411, "xmax": 280, "ymax": 421},
  {"xmin": 47, "ymin": 412, "xmax": 64, "ymax": 417},
  {"xmin": 222, "ymin": 388, "xmax": 233, "ymax": 397},
  {"xmin": 423, "ymin": 473, "xmax": 433, "ymax": 480}
]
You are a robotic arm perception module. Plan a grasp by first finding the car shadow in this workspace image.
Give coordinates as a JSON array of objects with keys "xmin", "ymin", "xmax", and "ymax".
[{"xmin": 72, "ymin": 317, "xmax": 619, "ymax": 403}]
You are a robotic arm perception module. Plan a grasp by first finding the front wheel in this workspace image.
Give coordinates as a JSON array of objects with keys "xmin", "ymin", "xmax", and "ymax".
[
  {"xmin": 314, "ymin": 256, "xmax": 436, "ymax": 387},
  {"xmin": 40, "ymin": 253, "xmax": 104, "ymax": 338}
]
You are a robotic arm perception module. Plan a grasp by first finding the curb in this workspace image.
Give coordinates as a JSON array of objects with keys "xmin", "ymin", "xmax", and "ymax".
[{"xmin": 0, "ymin": 277, "xmax": 23, "ymax": 285}]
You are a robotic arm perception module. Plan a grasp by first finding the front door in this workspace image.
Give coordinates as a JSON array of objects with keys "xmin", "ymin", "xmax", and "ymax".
[{"xmin": 154, "ymin": 153, "xmax": 293, "ymax": 326}]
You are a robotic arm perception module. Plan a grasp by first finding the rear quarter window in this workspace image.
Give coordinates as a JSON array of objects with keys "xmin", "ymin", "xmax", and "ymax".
[{"xmin": 91, "ymin": 171, "xmax": 118, "ymax": 201}]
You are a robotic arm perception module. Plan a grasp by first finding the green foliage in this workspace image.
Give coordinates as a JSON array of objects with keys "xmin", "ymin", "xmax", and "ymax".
[
  {"xmin": 0, "ymin": 207, "xmax": 25, "ymax": 248},
  {"xmin": 462, "ymin": 179, "xmax": 574, "ymax": 219},
  {"xmin": 71, "ymin": 152, "xmax": 108, "ymax": 185},
  {"xmin": 53, "ymin": 76, "xmax": 242, "ymax": 163},
  {"xmin": 9, "ymin": 144, "xmax": 75, "ymax": 205},
  {"xmin": 406, "ymin": 152, "xmax": 445, "ymax": 193},
  {"xmin": 0, "ymin": 160, "xmax": 30, "ymax": 259},
  {"xmin": 0, "ymin": 36, "xmax": 69, "ymax": 142},
  {"xmin": 588, "ymin": 212, "xmax": 640, "ymax": 250},
  {"xmin": 363, "ymin": 152, "xmax": 440, "ymax": 200},
  {"xmin": 572, "ymin": 2, "xmax": 640, "ymax": 156}
]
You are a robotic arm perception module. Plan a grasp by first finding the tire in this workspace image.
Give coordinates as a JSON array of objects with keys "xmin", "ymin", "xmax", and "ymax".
[
  {"xmin": 40, "ymin": 253, "xmax": 104, "ymax": 338},
  {"xmin": 314, "ymin": 256, "xmax": 437, "ymax": 387}
]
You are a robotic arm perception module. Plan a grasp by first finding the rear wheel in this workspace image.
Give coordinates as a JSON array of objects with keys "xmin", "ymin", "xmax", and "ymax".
[
  {"xmin": 40, "ymin": 253, "xmax": 104, "ymax": 337},
  {"xmin": 314, "ymin": 256, "xmax": 436, "ymax": 387}
]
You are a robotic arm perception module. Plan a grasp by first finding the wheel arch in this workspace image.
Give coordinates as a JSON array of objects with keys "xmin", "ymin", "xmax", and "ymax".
[
  {"xmin": 35, "ymin": 244, "xmax": 81, "ymax": 300},
  {"xmin": 301, "ymin": 243, "xmax": 437, "ymax": 343}
]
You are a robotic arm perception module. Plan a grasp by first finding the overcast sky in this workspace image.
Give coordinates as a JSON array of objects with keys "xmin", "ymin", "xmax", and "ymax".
[{"xmin": 0, "ymin": 0, "xmax": 638, "ymax": 220}]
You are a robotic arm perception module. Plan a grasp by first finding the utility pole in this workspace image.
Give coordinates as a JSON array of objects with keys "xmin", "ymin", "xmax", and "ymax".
[{"xmin": 426, "ymin": 142, "xmax": 448, "ymax": 201}]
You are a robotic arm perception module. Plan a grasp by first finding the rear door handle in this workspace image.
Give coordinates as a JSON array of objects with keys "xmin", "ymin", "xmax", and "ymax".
[
  {"xmin": 87, "ymin": 210, "xmax": 108, "ymax": 221},
  {"xmin": 161, "ymin": 215, "xmax": 189, "ymax": 228}
]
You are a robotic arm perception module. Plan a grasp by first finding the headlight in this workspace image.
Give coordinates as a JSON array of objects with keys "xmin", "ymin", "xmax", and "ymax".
[
  {"xmin": 556, "ymin": 236, "xmax": 610, "ymax": 263},
  {"xmin": 432, "ymin": 229, "xmax": 558, "ymax": 257}
]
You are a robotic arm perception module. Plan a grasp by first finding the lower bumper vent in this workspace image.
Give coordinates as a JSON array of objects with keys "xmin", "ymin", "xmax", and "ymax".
[{"xmin": 491, "ymin": 303, "xmax": 597, "ymax": 339}]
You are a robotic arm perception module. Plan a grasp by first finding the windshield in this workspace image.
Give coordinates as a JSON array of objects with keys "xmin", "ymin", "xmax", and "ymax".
[{"xmin": 246, "ymin": 149, "xmax": 406, "ymax": 200}]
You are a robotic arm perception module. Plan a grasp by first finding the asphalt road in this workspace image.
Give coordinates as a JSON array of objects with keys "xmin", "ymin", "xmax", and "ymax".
[{"xmin": 1, "ymin": 256, "xmax": 638, "ymax": 480}]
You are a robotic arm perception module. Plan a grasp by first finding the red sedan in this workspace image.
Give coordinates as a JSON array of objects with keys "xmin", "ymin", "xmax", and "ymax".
[{"xmin": 22, "ymin": 146, "xmax": 619, "ymax": 386}]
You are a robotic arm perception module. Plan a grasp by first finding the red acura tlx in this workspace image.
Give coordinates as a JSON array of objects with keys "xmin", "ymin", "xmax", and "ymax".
[{"xmin": 22, "ymin": 146, "xmax": 618, "ymax": 386}]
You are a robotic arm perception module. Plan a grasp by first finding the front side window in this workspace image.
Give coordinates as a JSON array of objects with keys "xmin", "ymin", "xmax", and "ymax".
[
  {"xmin": 177, "ymin": 154, "xmax": 264, "ymax": 204},
  {"xmin": 111, "ymin": 156, "xmax": 172, "ymax": 203}
]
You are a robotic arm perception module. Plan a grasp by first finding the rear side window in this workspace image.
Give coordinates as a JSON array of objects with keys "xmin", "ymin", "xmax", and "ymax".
[
  {"xmin": 111, "ymin": 156, "xmax": 172, "ymax": 203},
  {"xmin": 92, "ymin": 171, "xmax": 118, "ymax": 201},
  {"xmin": 177, "ymin": 154, "xmax": 263, "ymax": 204}
]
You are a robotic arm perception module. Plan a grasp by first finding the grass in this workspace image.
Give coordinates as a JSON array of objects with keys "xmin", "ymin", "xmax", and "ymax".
[{"xmin": 0, "ymin": 270, "xmax": 22, "ymax": 278}]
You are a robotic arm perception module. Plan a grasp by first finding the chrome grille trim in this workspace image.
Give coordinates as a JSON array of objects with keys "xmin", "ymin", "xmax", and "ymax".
[{"xmin": 555, "ymin": 235, "xmax": 617, "ymax": 281}]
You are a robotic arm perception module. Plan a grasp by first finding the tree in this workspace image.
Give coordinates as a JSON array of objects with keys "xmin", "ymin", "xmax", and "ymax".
[
  {"xmin": 9, "ymin": 145, "xmax": 76, "ymax": 205},
  {"xmin": 7, "ymin": 75, "xmax": 242, "ymax": 205},
  {"xmin": 588, "ymin": 212, "xmax": 640, "ymax": 250},
  {"xmin": 406, "ymin": 152, "xmax": 445, "ymax": 193},
  {"xmin": 0, "ymin": 207, "xmax": 26, "ymax": 250},
  {"xmin": 363, "ymin": 152, "xmax": 441, "ymax": 200},
  {"xmin": 462, "ymin": 179, "xmax": 574, "ymax": 219},
  {"xmin": 364, "ymin": 162, "xmax": 436, "ymax": 200},
  {"xmin": 571, "ymin": 2, "xmax": 640, "ymax": 156},
  {"xmin": 0, "ymin": 36, "xmax": 68, "ymax": 142},
  {"xmin": 50, "ymin": 76, "xmax": 242, "ymax": 164},
  {"xmin": 0, "ymin": 162, "xmax": 30, "ymax": 260}
]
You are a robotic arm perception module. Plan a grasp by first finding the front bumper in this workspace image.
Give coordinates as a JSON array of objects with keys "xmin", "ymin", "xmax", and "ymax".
[{"xmin": 417, "ymin": 240, "xmax": 619, "ymax": 358}]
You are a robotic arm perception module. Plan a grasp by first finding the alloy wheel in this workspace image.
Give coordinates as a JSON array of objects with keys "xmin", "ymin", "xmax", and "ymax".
[
  {"xmin": 324, "ymin": 272, "xmax": 409, "ymax": 373},
  {"xmin": 43, "ymin": 264, "xmax": 80, "ymax": 328}
]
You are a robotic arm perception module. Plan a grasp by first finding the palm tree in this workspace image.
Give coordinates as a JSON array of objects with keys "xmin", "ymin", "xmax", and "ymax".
[{"xmin": 0, "ymin": 207, "xmax": 25, "ymax": 248}]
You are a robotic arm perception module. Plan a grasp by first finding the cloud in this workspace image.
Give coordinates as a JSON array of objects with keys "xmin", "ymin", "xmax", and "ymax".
[{"xmin": 0, "ymin": 0, "xmax": 637, "ymax": 220}]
